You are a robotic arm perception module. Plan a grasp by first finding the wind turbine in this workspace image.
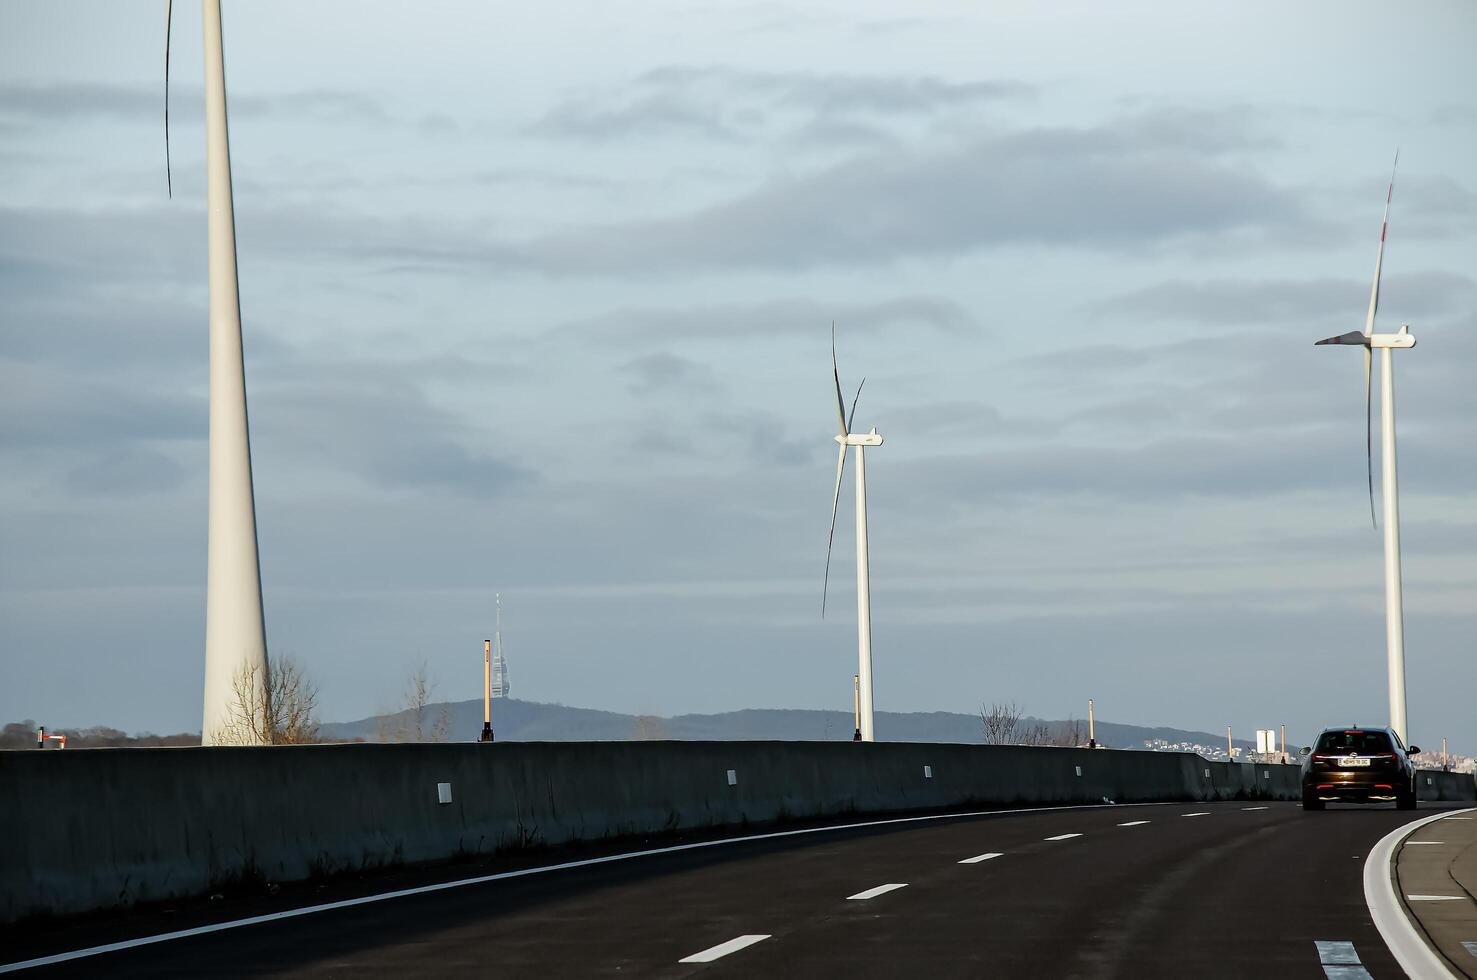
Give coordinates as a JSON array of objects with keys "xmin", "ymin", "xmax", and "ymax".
[
  {"xmin": 168, "ymin": 1, "xmax": 272, "ymax": 743},
  {"xmin": 1315, "ymin": 152, "xmax": 1416, "ymax": 745},
  {"xmin": 824, "ymin": 330, "xmax": 883, "ymax": 742}
]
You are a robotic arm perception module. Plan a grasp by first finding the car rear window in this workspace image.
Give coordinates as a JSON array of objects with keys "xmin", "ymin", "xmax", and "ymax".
[{"xmin": 1315, "ymin": 731, "xmax": 1393, "ymax": 754}]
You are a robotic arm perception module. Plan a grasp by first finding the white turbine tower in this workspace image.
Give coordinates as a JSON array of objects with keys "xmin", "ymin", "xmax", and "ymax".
[
  {"xmin": 170, "ymin": 1, "xmax": 271, "ymax": 744},
  {"xmin": 824, "ymin": 331, "xmax": 883, "ymax": 742},
  {"xmin": 1315, "ymin": 153, "xmax": 1416, "ymax": 745}
]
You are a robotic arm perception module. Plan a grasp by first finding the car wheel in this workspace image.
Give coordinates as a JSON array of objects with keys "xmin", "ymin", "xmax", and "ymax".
[
  {"xmin": 1397, "ymin": 786, "xmax": 1416, "ymax": 810},
  {"xmin": 1302, "ymin": 791, "xmax": 1324, "ymax": 811}
]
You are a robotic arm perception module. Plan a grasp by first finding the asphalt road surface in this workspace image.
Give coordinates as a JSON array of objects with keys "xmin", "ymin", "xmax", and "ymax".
[{"xmin": 7, "ymin": 800, "xmax": 1468, "ymax": 978}]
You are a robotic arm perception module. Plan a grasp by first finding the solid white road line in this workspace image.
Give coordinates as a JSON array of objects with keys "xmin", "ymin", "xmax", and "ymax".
[
  {"xmin": 1117, "ymin": 820, "xmax": 1150, "ymax": 827},
  {"xmin": 1242, "ymin": 806, "xmax": 1269, "ymax": 811},
  {"xmin": 1363, "ymin": 805, "xmax": 1477, "ymax": 980},
  {"xmin": 1406, "ymin": 895, "xmax": 1468, "ymax": 902},
  {"xmin": 1315, "ymin": 940, "xmax": 1359, "ymax": 963},
  {"xmin": 0, "ymin": 799, "xmax": 1187, "ymax": 975},
  {"xmin": 847, "ymin": 883, "xmax": 907, "ymax": 901},
  {"xmin": 1043, "ymin": 833, "xmax": 1082, "ymax": 841},
  {"xmin": 679, "ymin": 935, "xmax": 770, "ymax": 963},
  {"xmin": 1322, "ymin": 967, "xmax": 1373, "ymax": 979},
  {"xmin": 1181, "ymin": 812, "xmax": 1210, "ymax": 817},
  {"xmin": 958, "ymin": 852, "xmax": 1003, "ymax": 864},
  {"xmin": 1405, "ymin": 841, "xmax": 1446, "ymax": 845},
  {"xmin": 1314, "ymin": 939, "xmax": 1372, "ymax": 980}
]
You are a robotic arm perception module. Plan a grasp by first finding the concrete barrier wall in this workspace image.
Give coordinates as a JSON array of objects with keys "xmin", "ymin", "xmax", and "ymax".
[
  {"xmin": 1416, "ymin": 768, "xmax": 1477, "ymax": 803},
  {"xmin": 0, "ymin": 741, "xmax": 1447, "ymax": 923}
]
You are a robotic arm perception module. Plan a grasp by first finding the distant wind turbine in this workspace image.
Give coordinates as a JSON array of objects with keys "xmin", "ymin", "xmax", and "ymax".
[
  {"xmin": 824, "ymin": 329, "xmax": 884, "ymax": 742},
  {"xmin": 1314, "ymin": 152, "xmax": 1417, "ymax": 745}
]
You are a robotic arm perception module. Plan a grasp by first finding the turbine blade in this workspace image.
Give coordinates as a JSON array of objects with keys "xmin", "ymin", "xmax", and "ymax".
[
  {"xmin": 831, "ymin": 323, "xmax": 848, "ymax": 436},
  {"xmin": 1314, "ymin": 331, "xmax": 1369, "ymax": 346},
  {"xmin": 847, "ymin": 378, "xmax": 865, "ymax": 433},
  {"xmin": 1363, "ymin": 149, "xmax": 1398, "ymax": 339},
  {"xmin": 165, "ymin": 0, "xmax": 173, "ymax": 198},
  {"xmin": 823, "ymin": 442, "xmax": 847, "ymax": 618},
  {"xmin": 1365, "ymin": 347, "xmax": 1376, "ymax": 529}
]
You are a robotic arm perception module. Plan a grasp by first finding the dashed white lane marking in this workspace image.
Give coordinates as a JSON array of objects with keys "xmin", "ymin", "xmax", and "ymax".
[
  {"xmin": 847, "ymin": 883, "xmax": 908, "ymax": 901},
  {"xmin": 1181, "ymin": 812, "xmax": 1211, "ymax": 817},
  {"xmin": 1241, "ymin": 806, "xmax": 1269, "ymax": 811},
  {"xmin": 1043, "ymin": 833, "xmax": 1082, "ymax": 841},
  {"xmin": 1462, "ymin": 940, "xmax": 1477, "ymax": 958},
  {"xmin": 1443, "ymin": 816, "xmax": 1474, "ymax": 820},
  {"xmin": 1314, "ymin": 940, "xmax": 1372, "ymax": 979},
  {"xmin": 1406, "ymin": 894, "xmax": 1468, "ymax": 901},
  {"xmin": 1404, "ymin": 841, "xmax": 1445, "ymax": 845},
  {"xmin": 679, "ymin": 935, "xmax": 770, "ymax": 963},
  {"xmin": 1117, "ymin": 820, "xmax": 1150, "ymax": 827},
  {"xmin": 958, "ymin": 852, "xmax": 1003, "ymax": 864},
  {"xmin": 0, "ymin": 800, "xmax": 1184, "ymax": 974}
]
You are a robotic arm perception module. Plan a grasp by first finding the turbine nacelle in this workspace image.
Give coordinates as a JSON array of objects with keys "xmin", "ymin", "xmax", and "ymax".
[
  {"xmin": 837, "ymin": 429, "xmax": 883, "ymax": 447},
  {"xmin": 1316, "ymin": 325, "xmax": 1415, "ymax": 349}
]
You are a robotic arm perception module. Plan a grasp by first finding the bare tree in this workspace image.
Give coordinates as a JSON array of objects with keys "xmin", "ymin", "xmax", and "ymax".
[
  {"xmin": 1053, "ymin": 717, "xmax": 1086, "ymax": 748},
  {"xmin": 1020, "ymin": 722, "xmax": 1053, "ymax": 746},
  {"xmin": 632, "ymin": 714, "xmax": 666, "ymax": 740},
  {"xmin": 380, "ymin": 661, "xmax": 451, "ymax": 743},
  {"xmin": 980, "ymin": 701, "xmax": 1024, "ymax": 744},
  {"xmin": 981, "ymin": 703, "xmax": 1091, "ymax": 747},
  {"xmin": 213, "ymin": 655, "xmax": 320, "ymax": 745}
]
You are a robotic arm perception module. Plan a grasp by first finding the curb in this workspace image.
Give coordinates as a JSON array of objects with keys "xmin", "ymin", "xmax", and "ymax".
[{"xmin": 1364, "ymin": 806, "xmax": 1476, "ymax": 980}]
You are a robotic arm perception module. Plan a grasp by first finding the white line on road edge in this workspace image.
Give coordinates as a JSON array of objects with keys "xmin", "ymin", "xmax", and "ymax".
[
  {"xmin": 1315, "ymin": 940, "xmax": 1360, "ymax": 963},
  {"xmin": 1043, "ymin": 833, "xmax": 1082, "ymax": 841},
  {"xmin": 1117, "ymin": 821, "xmax": 1150, "ymax": 827},
  {"xmin": 679, "ymin": 935, "xmax": 770, "ymax": 963},
  {"xmin": 1363, "ymin": 805, "xmax": 1477, "ymax": 980},
  {"xmin": 847, "ymin": 883, "xmax": 907, "ymax": 901},
  {"xmin": 0, "ymin": 799, "xmax": 1189, "ymax": 975},
  {"xmin": 1181, "ymin": 812, "xmax": 1211, "ymax": 817},
  {"xmin": 958, "ymin": 852, "xmax": 1003, "ymax": 864},
  {"xmin": 1314, "ymin": 939, "xmax": 1372, "ymax": 979}
]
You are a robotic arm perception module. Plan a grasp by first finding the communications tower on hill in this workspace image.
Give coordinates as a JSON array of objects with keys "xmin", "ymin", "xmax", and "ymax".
[{"xmin": 491, "ymin": 594, "xmax": 510, "ymax": 698}]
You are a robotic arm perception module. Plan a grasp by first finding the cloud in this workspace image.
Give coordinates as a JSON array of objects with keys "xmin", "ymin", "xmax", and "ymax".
[
  {"xmin": 529, "ymin": 66, "xmax": 1032, "ymax": 144},
  {"xmin": 66, "ymin": 447, "xmax": 187, "ymax": 497},
  {"xmin": 618, "ymin": 352, "xmax": 715, "ymax": 394},
  {"xmin": 700, "ymin": 410, "xmax": 812, "ymax": 467},
  {"xmin": 511, "ymin": 113, "xmax": 1306, "ymax": 274},
  {"xmin": 553, "ymin": 295, "xmax": 980, "ymax": 346},
  {"xmin": 887, "ymin": 401, "xmax": 1059, "ymax": 440},
  {"xmin": 2, "ymin": 101, "xmax": 1307, "ymax": 282},
  {"xmin": 0, "ymin": 360, "xmax": 203, "ymax": 450},
  {"xmin": 0, "ymin": 82, "xmax": 442, "ymax": 130},
  {"xmin": 252, "ymin": 361, "xmax": 536, "ymax": 498},
  {"xmin": 1094, "ymin": 272, "xmax": 1477, "ymax": 327},
  {"xmin": 909, "ymin": 427, "xmax": 1477, "ymax": 504}
]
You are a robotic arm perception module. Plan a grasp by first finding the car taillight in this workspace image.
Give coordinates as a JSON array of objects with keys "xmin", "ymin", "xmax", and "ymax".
[{"xmin": 1311, "ymin": 754, "xmax": 1338, "ymax": 762}]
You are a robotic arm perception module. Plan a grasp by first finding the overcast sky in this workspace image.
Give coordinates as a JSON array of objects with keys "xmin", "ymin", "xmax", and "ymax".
[{"xmin": 2, "ymin": 1, "xmax": 1474, "ymax": 749}]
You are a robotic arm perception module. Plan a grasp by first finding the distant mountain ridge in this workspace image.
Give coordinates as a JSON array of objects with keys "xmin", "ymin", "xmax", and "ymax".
[{"xmin": 319, "ymin": 698, "xmax": 1259, "ymax": 751}]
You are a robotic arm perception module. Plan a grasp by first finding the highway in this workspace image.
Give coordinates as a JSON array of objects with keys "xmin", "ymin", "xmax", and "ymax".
[{"xmin": 6, "ymin": 801, "xmax": 1472, "ymax": 978}]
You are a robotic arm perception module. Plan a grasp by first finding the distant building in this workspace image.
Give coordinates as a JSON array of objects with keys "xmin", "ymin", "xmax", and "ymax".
[{"xmin": 491, "ymin": 594, "xmax": 510, "ymax": 698}]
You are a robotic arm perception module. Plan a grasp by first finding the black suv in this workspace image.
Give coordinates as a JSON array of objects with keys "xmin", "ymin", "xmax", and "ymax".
[{"xmin": 1299, "ymin": 726, "xmax": 1419, "ymax": 810}]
